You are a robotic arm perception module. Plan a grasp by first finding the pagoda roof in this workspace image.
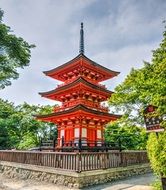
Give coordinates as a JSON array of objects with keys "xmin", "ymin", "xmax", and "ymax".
[
  {"xmin": 43, "ymin": 54, "xmax": 120, "ymax": 82},
  {"xmin": 39, "ymin": 77, "xmax": 113, "ymax": 100},
  {"xmin": 36, "ymin": 104, "xmax": 121, "ymax": 122}
]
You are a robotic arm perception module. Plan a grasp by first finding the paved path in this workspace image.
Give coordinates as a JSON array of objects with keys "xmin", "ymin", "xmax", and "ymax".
[
  {"xmin": 83, "ymin": 173, "xmax": 154, "ymax": 190},
  {"xmin": 0, "ymin": 173, "xmax": 154, "ymax": 190}
]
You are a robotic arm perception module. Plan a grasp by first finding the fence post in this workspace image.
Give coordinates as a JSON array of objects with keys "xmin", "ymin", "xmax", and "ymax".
[
  {"xmin": 76, "ymin": 152, "xmax": 81, "ymax": 172},
  {"xmin": 100, "ymin": 153, "xmax": 107, "ymax": 169},
  {"xmin": 119, "ymin": 151, "xmax": 124, "ymax": 167}
]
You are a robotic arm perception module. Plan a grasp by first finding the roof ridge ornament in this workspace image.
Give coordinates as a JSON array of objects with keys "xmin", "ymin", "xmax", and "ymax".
[{"xmin": 79, "ymin": 22, "xmax": 84, "ymax": 54}]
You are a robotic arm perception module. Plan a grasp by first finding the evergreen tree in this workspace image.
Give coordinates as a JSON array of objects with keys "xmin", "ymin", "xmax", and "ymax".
[{"xmin": 0, "ymin": 9, "xmax": 35, "ymax": 89}]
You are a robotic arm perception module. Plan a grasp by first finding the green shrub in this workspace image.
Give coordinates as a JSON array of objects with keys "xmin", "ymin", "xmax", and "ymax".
[
  {"xmin": 17, "ymin": 132, "xmax": 38, "ymax": 150},
  {"xmin": 152, "ymin": 179, "xmax": 162, "ymax": 190},
  {"xmin": 147, "ymin": 131, "xmax": 166, "ymax": 176}
]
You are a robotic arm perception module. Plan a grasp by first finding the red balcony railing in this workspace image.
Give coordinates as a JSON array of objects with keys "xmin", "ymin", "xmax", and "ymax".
[{"xmin": 54, "ymin": 100, "xmax": 109, "ymax": 113}]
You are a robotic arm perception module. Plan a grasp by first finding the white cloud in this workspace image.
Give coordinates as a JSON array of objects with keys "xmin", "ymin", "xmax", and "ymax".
[{"xmin": 0, "ymin": 0, "xmax": 165, "ymax": 105}]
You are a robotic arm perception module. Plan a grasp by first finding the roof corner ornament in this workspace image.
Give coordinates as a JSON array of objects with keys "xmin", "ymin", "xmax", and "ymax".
[{"xmin": 79, "ymin": 22, "xmax": 84, "ymax": 54}]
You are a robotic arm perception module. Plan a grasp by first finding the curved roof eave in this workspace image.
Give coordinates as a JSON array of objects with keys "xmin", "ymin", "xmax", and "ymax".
[
  {"xmin": 43, "ymin": 53, "xmax": 120, "ymax": 76},
  {"xmin": 39, "ymin": 77, "xmax": 113, "ymax": 96},
  {"xmin": 43, "ymin": 54, "xmax": 81, "ymax": 75},
  {"xmin": 35, "ymin": 104, "xmax": 121, "ymax": 119}
]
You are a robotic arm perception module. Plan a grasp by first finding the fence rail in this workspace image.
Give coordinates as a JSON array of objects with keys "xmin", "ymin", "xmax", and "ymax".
[{"xmin": 0, "ymin": 150, "xmax": 149, "ymax": 172}]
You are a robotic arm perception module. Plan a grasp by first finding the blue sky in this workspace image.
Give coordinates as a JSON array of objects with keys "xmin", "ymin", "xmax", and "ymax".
[{"xmin": 0, "ymin": 0, "xmax": 166, "ymax": 105}]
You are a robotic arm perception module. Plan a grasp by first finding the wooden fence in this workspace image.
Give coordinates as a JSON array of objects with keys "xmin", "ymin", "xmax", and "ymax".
[{"xmin": 0, "ymin": 150, "xmax": 149, "ymax": 172}]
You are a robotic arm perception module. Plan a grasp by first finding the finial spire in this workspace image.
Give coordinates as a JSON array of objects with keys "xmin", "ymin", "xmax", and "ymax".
[{"xmin": 79, "ymin": 22, "xmax": 84, "ymax": 54}]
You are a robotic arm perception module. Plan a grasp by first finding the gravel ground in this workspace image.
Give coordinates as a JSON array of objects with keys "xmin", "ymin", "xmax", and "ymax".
[{"xmin": 0, "ymin": 173, "xmax": 155, "ymax": 190}]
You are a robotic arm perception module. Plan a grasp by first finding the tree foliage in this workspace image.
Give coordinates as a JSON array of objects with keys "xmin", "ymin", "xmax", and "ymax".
[
  {"xmin": 0, "ymin": 98, "xmax": 56, "ymax": 150},
  {"xmin": 105, "ymin": 121, "xmax": 148, "ymax": 150},
  {"xmin": 147, "ymin": 133, "xmax": 166, "ymax": 176},
  {"xmin": 109, "ymin": 25, "xmax": 166, "ymax": 177},
  {"xmin": 0, "ymin": 99, "xmax": 16, "ymax": 149},
  {"xmin": 109, "ymin": 27, "xmax": 166, "ymax": 124},
  {"xmin": 0, "ymin": 9, "xmax": 35, "ymax": 89}
]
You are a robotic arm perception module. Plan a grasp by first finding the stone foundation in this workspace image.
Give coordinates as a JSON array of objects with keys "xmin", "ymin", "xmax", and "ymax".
[{"xmin": 0, "ymin": 161, "xmax": 152, "ymax": 189}]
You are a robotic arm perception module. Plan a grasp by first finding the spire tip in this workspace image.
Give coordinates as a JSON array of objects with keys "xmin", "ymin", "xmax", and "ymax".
[{"xmin": 79, "ymin": 22, "xmax": 84, "ymax": 54}]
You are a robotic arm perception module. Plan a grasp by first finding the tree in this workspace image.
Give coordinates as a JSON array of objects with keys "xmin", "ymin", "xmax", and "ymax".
[
  {"xmin": 0, "ymin": 122, "xmax": 10, "ymax": 149},
  {"xmin": 0, "ymin": 9, "xmax": 35, "ymax": 89},
  {"xmin": 0, "ymin": 98, "xmax": 16, "ymax": 149},
  {"xmin": 17, "ymin": 132, "xmax": 38, "ymax": 150},
  {"xmin": 109, "ymin": 26, "xmax": 166, "ymax": 124},
  {"xmin": 0, "ymin": 99, "xmax": 57, "ymax": 150},
  {"xmin": 10, "ymin": 102, "xmax": 56, "ymax": 149},
  {"xmin": 109, "ymin": 25, "xmax": 166, "ymax": 178},
  {"xmin": 105, "ymin": 121, "xmax": 147, "ymax": 150},
  {"xmin": 147, "ymin": 133, "xmax": 166, "ymax": 176}
]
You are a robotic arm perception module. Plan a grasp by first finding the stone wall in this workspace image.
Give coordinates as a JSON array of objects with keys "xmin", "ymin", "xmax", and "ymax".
[{"xmin": 0, "ymin": 161, "xmax": 152, "ymax": 189}]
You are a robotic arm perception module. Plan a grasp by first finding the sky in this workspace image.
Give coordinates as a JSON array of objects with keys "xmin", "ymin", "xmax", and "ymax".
[{"xmin": 0, "ymin": 0, "xmax": 166, "ymax": 106}]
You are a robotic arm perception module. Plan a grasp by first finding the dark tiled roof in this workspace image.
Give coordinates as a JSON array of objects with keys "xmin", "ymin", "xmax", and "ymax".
[
  {"xmin": 43, "ymin": 54, "xmax": 120, "ymax": 76},
  {"xmin": 36, "ymin": 104, "xmax": 121, "ymax": 119},
  {"xmin": 39, "ymin": 77, "xmax": 113, "ymax": 96}
]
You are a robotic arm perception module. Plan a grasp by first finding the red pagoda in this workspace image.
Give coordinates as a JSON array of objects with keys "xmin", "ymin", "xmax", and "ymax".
[{"xmin": 36, "ymin": 23, "xmax": 120, "ymax": 151}]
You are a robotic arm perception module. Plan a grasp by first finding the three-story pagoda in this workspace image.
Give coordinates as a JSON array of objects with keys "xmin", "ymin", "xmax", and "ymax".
[{"xmin": 36, "ymin": 23, "xmax": 120, "ymax": 151}]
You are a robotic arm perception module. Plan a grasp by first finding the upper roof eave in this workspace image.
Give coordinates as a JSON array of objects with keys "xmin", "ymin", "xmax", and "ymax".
[
  {"xmin": 43, "ymin": 53, "xmax": 120, "ymax": 77},
  {"xmin": 43, "ymin": 54, "xmax": 81, "ymax": 75},
  {"xmin": 82, "ymin": 54, "xmax": 120, "ymax": 76}
]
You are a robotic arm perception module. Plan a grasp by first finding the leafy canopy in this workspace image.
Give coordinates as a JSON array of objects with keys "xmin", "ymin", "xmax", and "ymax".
[
  {"xmin": 109, "ymin": 24, "xmax": 166, "ymax": 177},
  {"xmin": 0, "ymin": 98, "xmax": 56, "ymax": 150},
  {"xmin": 109, "ymin": 26, "xmax": 166, "ymax": 125},
  {"xmin": 105, "ymin": 121, "xmax": 148, "ymax": 150},
  {"xmin": 147, "ymin": 133, "xmax": 166, "ymax": 176},
  {"xmin": 0, "ymin": 9, "xmax": 35, "ymax": 89}
]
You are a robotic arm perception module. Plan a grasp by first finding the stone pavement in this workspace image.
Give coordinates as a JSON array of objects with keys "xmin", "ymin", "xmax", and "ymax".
[
  {"xmin": 83, "ymin": 173, "xmax": 154, "ymax": 190},
  {"xmin": 0, "ymin": 173, "xmax": 154, "ymax": 190}
]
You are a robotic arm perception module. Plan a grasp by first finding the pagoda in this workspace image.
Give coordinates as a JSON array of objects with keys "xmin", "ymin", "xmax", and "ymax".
[{"xmin": 36, "ymin": 23, "xmax": 120, "ymax": 151}]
